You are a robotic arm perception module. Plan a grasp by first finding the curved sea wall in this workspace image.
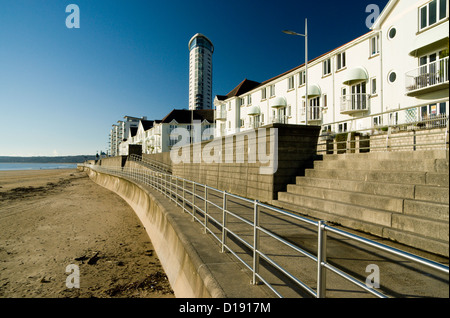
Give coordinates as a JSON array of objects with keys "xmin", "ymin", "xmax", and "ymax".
[{"xmin": 79, "ymin": 166, "xmax": 227, "ymax": 298}]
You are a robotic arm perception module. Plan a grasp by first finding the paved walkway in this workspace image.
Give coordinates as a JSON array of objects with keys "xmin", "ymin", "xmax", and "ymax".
[{"xmin": 147, "ymin": 173, "xmax": 449, "ymax": 298}]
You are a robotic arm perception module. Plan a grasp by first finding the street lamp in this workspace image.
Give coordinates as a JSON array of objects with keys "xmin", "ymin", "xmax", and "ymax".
[{"xmin": 283, "ymin": 18, "xmax": 308, "ymax": 125}]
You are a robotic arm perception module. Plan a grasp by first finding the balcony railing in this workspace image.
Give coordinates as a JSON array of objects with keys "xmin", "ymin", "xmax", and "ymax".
[
  {"xmin": 270, "ymin": 115, "xmax": 288, "ymax": 124},
  {"xmin": 215, "ymin": 108, "xmax": 227, "ymax": 120},
  {"xmin": 307, "ymin": 106, "xmax": 322, "ymax": 122},
  {"xmin": 340, "ymin": 93, "xmax": 370, "ymax": 114},
  {"xmin": 406, "ymin": 57, "xmax": 449, "ymax": 95}
]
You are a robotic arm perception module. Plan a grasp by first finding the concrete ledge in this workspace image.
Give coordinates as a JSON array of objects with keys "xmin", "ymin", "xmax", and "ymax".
[{"xmin": 81, "ymin": 167, "xmax": 271, "ymax": 298}]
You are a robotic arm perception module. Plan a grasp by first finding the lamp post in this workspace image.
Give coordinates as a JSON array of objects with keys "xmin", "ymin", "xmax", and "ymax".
[{"xmin": 283, "ymin": 18, "xmax": 308, "ymax": 125}]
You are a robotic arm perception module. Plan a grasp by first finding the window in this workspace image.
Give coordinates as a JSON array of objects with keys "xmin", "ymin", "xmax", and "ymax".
[
  {"xmin": 298, "ymin": 71, "xmax": 306, "ymax": 86},
  {"xmin": 337, "ymin": 52, "xmax": 346, "ymax": 70},
  {"xmin": 308, "ymin": 97, "xmax": 321, "ymax": 121},
  {"xmin": 370, "ymin": 34, "xmax": 380, "ymax": 56},
  {"xmin": 287, "ymin": 105, "xmax": 292, "ymax": 117},
  {"xmin": 388, "ymin": 71, "xmax": 397, "ymax": 83},
  {"xmin": 371, "ymin": 78, "xmax": 377, "ymax": 95},
  {"xmin": 261, "ymin": 88, "xmax": 267, "ymax": 100},
  {"xmin": 373, "ymin": 116, "xmax": 382, "ymax": 126},
  {"xmin": 338, "ymin": 123, "xmax": 348, "ymax": 133},
  {"xmin": 323, "ymin": 94, "xmax": 328, "ymax": 108},
  {"xmin": 270, "ymin": 85, "xmax": 275, "ymax": 97},
  {"xmin": 388, "ymin": 27, "xmax": 397, "ymax": 39},
  {"xmin": 323, "ymin": 58, "xmax": 331, "ymax": 76},
  {"xmin": 288, "ymin": 76, "xmax": 295, "ymax": 90},
  {"xmin": 420, "ymin": 0, "xmax": 448, "ymax": 31},
  {"xmin": 247, "ymin": 95, "xmax": 252, "ymax": 105}
]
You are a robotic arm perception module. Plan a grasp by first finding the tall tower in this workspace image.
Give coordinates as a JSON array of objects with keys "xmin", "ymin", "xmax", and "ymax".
[{"xmin": 188, "ymin": 33, "xmax": 214, "ymax": 110}]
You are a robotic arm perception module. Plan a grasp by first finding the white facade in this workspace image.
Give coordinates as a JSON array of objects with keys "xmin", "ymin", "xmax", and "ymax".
[
  {"xmin": 214, "ymin": 0, "xmax": 449, "ymax": 137},
  {"xmin": 117, "ymin": 110, "xmax": 215, "ymax": 156},
  {"xmin": 189, "ymin": 33, "xmax": 214, "ymax": 110},
  {"xmin": 114, "ymin": 116, "xmax": 145, "ymax": 156}
]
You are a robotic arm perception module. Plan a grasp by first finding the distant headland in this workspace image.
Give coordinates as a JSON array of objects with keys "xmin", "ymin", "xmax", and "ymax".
[{"xmin": 0, "ymin": 155, "xmax": 96, "ymax": 164}]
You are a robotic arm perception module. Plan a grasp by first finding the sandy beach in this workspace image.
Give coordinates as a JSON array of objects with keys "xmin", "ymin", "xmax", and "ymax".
[{"xmin": 0, "ymin": 168, "xmax": 174, "ymax": 298}]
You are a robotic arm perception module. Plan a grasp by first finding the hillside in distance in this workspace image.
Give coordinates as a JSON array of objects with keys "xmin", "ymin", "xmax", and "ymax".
[{"xmin": 0, "ymin": 155, "xmax": 97, "ymax": 164}]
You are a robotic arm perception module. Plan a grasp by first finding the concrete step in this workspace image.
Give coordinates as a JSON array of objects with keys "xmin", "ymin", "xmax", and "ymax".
[
  {"xmin": 272, "ymin": 199, "xmax": 449, "ymax": 257},
  {"xmin": 277, "ymin": 191, "xmax": 393, "ymax": 228},
  {"xmin": 294, "ymin": 177, "xmax": 448, "ymax": 204},
  {"xmin": 295, "ymin": 176, "xmax": 416, "ymax": 199},
  {"xmin": 304, "ymin": 168, "xmax": 431, "ymax": 185},
  {"xmin": 286, "ymin": 184, "xmax": 404, "ymax": 213},
  {"xmin": 425, "ymin": 172, "xmax": 449, "ymax": 187},
  {"xmin": 322, "ymin": 150, "xmax": 449, "ymax": 162},
  {"xmin": 314, "ymin": 158, "xmax": 448, "ymax": 173},
  {"xmin": 414, "ymin": 184, "xmax": 449, "ymax": 204},
  {"xmin": 277, "ymin": 191, "xmax": 448, "ymax": 242},
  {"xmin": 391, "ymin": 212, "xmax": 449, "ymax": 242},
  {"xmin": 404, "ymin": 199, "xmax": 449, "ymax": 221}
]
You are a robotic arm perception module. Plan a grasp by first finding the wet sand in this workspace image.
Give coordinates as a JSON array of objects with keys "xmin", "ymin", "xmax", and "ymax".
[{"xmin": 0, "ymin": 169, "xmax": 174, "ymax": 298}]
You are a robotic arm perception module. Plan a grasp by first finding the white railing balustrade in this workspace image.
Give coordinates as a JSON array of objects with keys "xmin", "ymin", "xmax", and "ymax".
[
  {"xmin": 340, "ymin": 93, "xmax": 370, "ymax": 114},
  {"xmin": 406, "ymin": 57, "xmax": 449, "ymax": 93}
]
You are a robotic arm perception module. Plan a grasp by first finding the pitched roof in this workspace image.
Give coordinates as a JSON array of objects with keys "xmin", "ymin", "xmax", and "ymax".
[
  {"xmin": 161, "ymin": 109, "xmax": 214, "ymax": 124},
  {"xmin": 225, "ymin": 79, "xmax": 261, "ymax": 98},
  {"xmin": 129, "ymin": 127, "xmax": 138, "ymax": 137},
  {"xmin": 140, "ymin": 120, "xmax": 155, "ymax": 131}
]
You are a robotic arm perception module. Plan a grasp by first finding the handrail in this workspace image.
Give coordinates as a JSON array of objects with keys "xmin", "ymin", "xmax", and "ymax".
[
  {"xmin": 128, "ymin": 154, "xmax": 172, "ymax": 173},
  {"xmin": 80, "ymin": 163, "xmax": 449, "ymax": 298},
  {"xmin": 318, "ymin": 102, "xmax": 449, "ymax": 154}
]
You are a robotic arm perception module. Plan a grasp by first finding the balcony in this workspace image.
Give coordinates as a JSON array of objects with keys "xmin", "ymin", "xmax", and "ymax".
[
  {"xmin": 340, "ymin": 93, "xmax": 370, "ymax": 115},
  {"xmin": 270, "ymin": 115, "xmax": 288, "ymax": 124},
  {"xmin": 307, "ymin": 106, "xmax": 322, "ymax": 122},
  {"xmin": 406, "ymin": 57, "xmax": 449, "ymax": 97},
  {"xmin": 215, "ymin": 108, "xmax": 227, "ymax": 121}
]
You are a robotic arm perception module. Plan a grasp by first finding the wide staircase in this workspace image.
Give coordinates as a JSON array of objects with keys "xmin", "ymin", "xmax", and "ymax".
[{"xmin": 273, "ymin": 150, "xmax": 449, "ymax": 257}]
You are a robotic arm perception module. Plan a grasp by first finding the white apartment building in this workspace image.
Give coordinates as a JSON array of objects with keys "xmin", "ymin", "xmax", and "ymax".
[
  {"xmin": 214, "ymin": 0, "xmax": 449, "ymax": 138},
  {"xmin": 189, "ymin": 33, "xmax": 214, "ymax": 110},
  {"xmin": 110, "ymin": 115, "xmax": 145, "ymax": 156},
  {"xmin": 117, "ymin": 109, "xmax": 215, "ymax": 156}
]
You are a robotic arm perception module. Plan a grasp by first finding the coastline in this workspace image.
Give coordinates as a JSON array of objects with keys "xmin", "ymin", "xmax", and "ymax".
[{"xmin": 0, "ymin": 169, "xmax": 174, "ymax": 298}]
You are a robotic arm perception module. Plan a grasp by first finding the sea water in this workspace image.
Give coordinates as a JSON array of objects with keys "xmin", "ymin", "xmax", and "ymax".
[{"xmin": 0, "ymin": 163, "xmax": 78, "ymax": 171}]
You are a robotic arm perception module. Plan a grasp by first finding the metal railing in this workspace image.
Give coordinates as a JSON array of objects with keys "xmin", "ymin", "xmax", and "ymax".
[
  {"xmin": 340, "ymin": 93, "xmax": 370, "ymax": 114},
  {"xmin": 318, "ymin": 102, "xmax": 449, "ymax": 154},
  {"xmin": 80, "ymin": 162, "xmax": 449, "ymax": 298},
  {"xmin": 406, "ymin": 57, "xmax": 449, "ymax": 93},
  {"xmin": 128, "ymin": 154, "xmax": 171, "ymax": 174}
]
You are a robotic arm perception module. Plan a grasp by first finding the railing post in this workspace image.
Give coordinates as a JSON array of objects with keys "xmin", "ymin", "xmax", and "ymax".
[
  {"xmin": 221, "ymin": 191, "xmax": 228, "ymax": 253},
  {"xmin": 175, "ymin": 177, "xmax": 178, "ymax": 203},
  {"xmin": 252, "ymin": 200, "xmax": 260, "ymax": 285},
  {"xmin": 317, "ymin": 220, "xmax": 327, "ymax": 298},
  {"xmin": 204, "ymin": 184, "xmax": 208, "ymax": 234},
  {"xmin": 182, "ymin": 179, "xmax": 186, "ymax": 213},
  {"xmin": 192, "ymin": 182, "xmax": 196, "ymax": 221}
]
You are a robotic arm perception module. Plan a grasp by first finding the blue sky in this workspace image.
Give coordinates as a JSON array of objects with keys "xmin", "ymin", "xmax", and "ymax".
[{"xmin": 0, "ymin": 0, "xmax": 389, "ymax": 156}]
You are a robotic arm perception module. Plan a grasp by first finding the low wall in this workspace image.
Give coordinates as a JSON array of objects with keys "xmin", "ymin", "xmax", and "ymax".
[{"xmin": 79, "ymin": 166, "xmax": 270, "ymax": 298}]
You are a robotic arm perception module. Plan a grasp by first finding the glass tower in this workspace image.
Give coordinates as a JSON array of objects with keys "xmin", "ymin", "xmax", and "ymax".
[{"xmin": 189, "ymin": 33, "xmax": 214, "ymax": 110}]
